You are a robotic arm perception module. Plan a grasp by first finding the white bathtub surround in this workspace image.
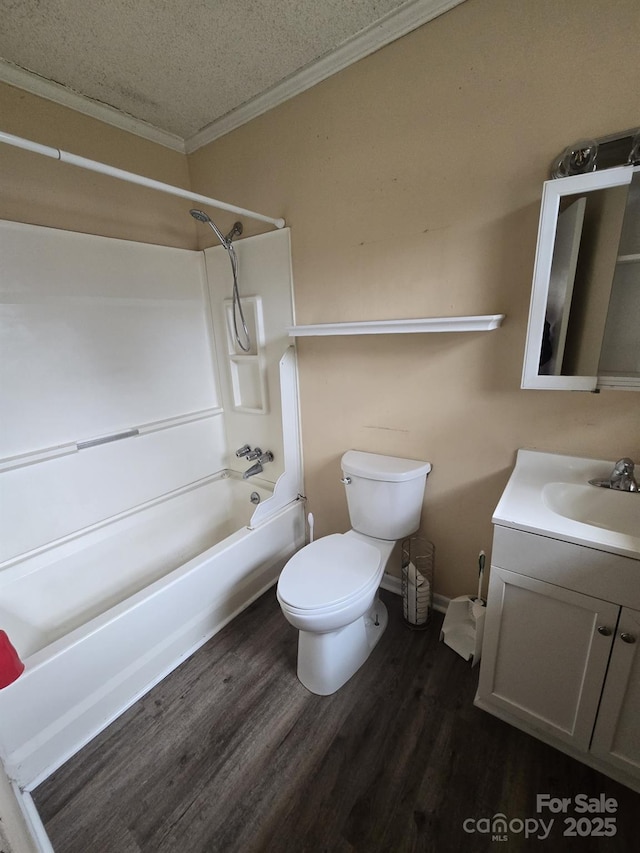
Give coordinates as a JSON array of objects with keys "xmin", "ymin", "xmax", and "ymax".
[
  {"xmin": 0, "ymin": 221, "xmax": 223, "ymax": 564},
  {"xmin": 204, "ymin": 229, "xmax": 296, "ymax": 485},
  {"xmin": 0, "ymin": 222, "xmax": 297, "ymax": 560},
  {"xmin": 0, "ymin": 220, "xmax": 304, "ymax": 797}
]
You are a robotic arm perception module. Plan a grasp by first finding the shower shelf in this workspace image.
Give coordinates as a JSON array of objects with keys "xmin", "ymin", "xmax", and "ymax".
[{"xmin": 287, "ymin": 314, "xmax": 505, "ymax": 337}]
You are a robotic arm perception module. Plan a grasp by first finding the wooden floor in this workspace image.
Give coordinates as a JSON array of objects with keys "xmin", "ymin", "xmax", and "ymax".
[{"xmin": 34, "ymin": 589, "xmax": 639, "ymax": 852}]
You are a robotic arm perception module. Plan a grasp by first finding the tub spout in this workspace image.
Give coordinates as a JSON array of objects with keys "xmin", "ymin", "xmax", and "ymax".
[
  {"xmin": 243, "ymin": 461, "xmax": 263, "ymax": 479},
  {"xmin": 242, "ymin": 451, "xmax": 274, "ymax": 479}
]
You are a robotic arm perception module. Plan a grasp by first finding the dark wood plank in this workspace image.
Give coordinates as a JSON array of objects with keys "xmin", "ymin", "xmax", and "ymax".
[{"xmin": 34, "ymin": 589, "xmax": 640, "ymax": 852}]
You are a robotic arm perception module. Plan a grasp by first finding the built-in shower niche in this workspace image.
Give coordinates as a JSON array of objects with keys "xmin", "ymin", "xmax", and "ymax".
[{"xmin": 224, "ymin": 296, "xmax": 269, "ymax": 413}]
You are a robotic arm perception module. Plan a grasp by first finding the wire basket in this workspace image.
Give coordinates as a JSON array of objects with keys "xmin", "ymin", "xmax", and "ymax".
[{"xmin": 401, "ymin": 536, "xmax": 434, "ymax": 630}]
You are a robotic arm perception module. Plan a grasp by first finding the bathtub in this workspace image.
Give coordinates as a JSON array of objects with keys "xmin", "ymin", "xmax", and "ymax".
[{"xmin": 0, "ymin": 472, "xmax": 305, "ymax": 789}]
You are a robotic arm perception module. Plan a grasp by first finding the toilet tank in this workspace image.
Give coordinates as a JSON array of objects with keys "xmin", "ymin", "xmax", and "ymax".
[{"xmin": 341, "ymin": 451, "xmax": 431, "ymax": 540}]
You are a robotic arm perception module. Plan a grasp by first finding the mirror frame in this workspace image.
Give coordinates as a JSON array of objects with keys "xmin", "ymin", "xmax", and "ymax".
[{"xmin": 522, "ymin": 164, "xmax": 639, "ymax": 391}]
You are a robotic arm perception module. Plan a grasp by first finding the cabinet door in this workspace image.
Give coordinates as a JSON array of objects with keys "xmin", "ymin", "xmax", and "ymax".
[
  {"xmin": 591, "ymin": 607, "xmax": 640, "ymax": 779},
  {"xmin": 477, "ymin": 567, "xmax": 618, "ymax": 750}
]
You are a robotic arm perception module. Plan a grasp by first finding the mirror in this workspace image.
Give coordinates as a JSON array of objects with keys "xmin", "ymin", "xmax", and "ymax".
[{"xmin": 522, "ymin": 164, "xmax": 640, "ymax": 391}]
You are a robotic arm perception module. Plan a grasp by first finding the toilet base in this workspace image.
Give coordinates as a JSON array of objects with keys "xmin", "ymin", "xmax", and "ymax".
[{"xmin": 297, "ymin": 596, "xmax": 388, "ymax": 695}]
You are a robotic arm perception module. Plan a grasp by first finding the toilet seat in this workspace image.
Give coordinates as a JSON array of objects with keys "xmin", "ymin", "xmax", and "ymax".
[{"xmin": 277, "ymin": 534, "xmax": 382, "ymax": 612}]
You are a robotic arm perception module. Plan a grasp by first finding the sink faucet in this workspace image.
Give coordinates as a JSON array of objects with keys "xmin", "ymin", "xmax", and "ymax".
[
  {"xmin": 609, "ymin": 458, "xmax": 639, "ymax": 492},
  {"xmin": 243, "ymin": 450, "xmax": 274, "ymax": 479},
  {"xmin": 589, "ymin": 458, "xmax": 639, "ymax": 492}
]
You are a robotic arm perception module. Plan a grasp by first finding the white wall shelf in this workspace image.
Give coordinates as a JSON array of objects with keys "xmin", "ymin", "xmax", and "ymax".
[{"xmin": 287, "ymin": 314, "xmax": 505, "ymax": 337}]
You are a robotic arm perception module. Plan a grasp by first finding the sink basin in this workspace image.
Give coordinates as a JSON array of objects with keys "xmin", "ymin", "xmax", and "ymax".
[
  {"xmin": 493, "ymin": 450, "xmax": 640, "ymax": 559},
  {"xmin": 543, "ymin": 482, "xmax": 640, "ymax": 537}
]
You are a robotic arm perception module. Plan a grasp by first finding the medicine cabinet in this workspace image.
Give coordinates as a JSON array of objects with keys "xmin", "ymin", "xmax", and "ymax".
[{"xmin": 522, "ymin": 164, "xmax": 640, "ymax": 391}]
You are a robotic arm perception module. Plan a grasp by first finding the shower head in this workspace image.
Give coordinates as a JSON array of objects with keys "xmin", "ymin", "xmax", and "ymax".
[
  {"xmin": 189, "ymin": 209, "xmax": 250, "ymax": 352},
  {"xmin": 189, "ymin": 209, "xmax": 243, "ymax": 247},
  {"xmin": 189, "ymin": 207, "xmax": 228, "ymax": 248},
  {"xmin": 189, "ymin": 208, "xmax": 211, "ymax": 224}
]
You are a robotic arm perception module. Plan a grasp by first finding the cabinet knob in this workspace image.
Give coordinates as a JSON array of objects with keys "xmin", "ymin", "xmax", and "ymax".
[
  {"xmin": 620, "ymin": 632, "xmax": 636, "ymax": 644},
  {"xmin": 597, "ymin": 625, "xmax": 612, "ymax": 636}
]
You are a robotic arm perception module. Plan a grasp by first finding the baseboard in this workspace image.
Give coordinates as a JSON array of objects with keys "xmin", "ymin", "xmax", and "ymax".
[
  {"xmin": 431, "ymin": 593, "xmax": 450, "ymax": 614},
  {"xmin": 381, "ymin": 573, "xmax": 450, "ymax": 614},
  {"xmin": 380, "ymin": 573, "xmax": 402, "ymax": 596}
]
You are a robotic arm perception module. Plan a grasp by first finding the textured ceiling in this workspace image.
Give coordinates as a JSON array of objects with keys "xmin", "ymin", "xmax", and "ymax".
[{"xmin": 0, "ymin": 0, "xmax": 464, "ymax": 150}]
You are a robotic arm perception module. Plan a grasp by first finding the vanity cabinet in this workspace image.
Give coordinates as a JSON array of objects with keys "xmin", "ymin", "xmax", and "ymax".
[{"xmin": 476, "ymin": 526, "xmax": 640, "ymax": 791}]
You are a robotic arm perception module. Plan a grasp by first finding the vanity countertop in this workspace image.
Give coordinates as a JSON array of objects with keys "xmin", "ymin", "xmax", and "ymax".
[{"xmin": 493, "ymin": 449, "xmax": 640, "ymax": 561}]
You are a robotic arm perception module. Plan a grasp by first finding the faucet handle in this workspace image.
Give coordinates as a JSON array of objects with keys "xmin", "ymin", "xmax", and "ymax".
[
  {"xmin": 235, "ymin": 444, "xmax": 252, "ymax": 458},
  {"xmin": 610, "ymin": 457, "xmax": 639, "ymax": 492},
  {"xmin": 613, "ymin": 457, "xmax": 635, "ymax": 474},
  {"xmin": 259, "ymin": 451, "xmax": 274, "ymax": 464},
  {"xmin": 245, "ymin": 447, "xmax": 262, "ymax": 460}
]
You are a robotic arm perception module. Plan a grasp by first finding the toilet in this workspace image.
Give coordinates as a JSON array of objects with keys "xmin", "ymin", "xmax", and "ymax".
[{"xmin": 277, "ymin": 450, "xmax": 431, "ymax": 695}]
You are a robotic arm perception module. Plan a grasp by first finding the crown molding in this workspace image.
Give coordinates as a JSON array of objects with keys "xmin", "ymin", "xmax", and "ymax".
[
  {"xmin": 1, "ymin": 0, "xmax": 465, "ymax": 155},
  {"xmin": 0, "ymin": 59, "xmax": 186, "ymax": 153},
  {"xmin": 185, "ymin": 0, "xmax": 466, "ymax": 152}
]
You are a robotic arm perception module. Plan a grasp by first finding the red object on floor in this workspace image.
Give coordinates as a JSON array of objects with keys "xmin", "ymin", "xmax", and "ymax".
[{"xmin": 0, "ymin": 630, "xmax": 24, "ymax": 688}]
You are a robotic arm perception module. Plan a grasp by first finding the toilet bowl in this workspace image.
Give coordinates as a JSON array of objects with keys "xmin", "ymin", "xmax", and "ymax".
[
  {"xmin": 277, "ymin": 531, "xmax": 394, "ymax": 695},
  {"xmin": 277, "ymin": 450, "xmax": 431, "ymax": 695}
]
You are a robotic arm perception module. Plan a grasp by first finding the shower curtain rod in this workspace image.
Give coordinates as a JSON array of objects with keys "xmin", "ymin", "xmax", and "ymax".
[{"xmin": 0, "ymin": 130, "xmax": 286, "ymax": 229}]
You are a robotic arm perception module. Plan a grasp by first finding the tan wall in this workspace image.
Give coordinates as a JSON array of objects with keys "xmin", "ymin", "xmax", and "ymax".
[
  {"xmin": 189, "ymin": 0, "xmax": 640, "ymax": 598},
  {"xmin": 0, "ymin": 83, "xmax": 196, "ymax": 248}
]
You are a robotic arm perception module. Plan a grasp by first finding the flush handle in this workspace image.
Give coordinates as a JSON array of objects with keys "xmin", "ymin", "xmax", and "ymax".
[
  {"xmin": 340, "ymin": 476, "xmax": 352, "ymax": 485},
  {"xmin": 620, "ymin": 632, "xmax": 636, "ymax": 644},
  {"xmin": 597, "ymin": 626, "xmax": 612, "ymax": 636}
]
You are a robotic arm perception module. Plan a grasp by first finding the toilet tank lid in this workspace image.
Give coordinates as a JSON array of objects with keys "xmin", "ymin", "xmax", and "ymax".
[{"xmin": 341, "ymin": 451, "xmax": 431, "ymax": 482}]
